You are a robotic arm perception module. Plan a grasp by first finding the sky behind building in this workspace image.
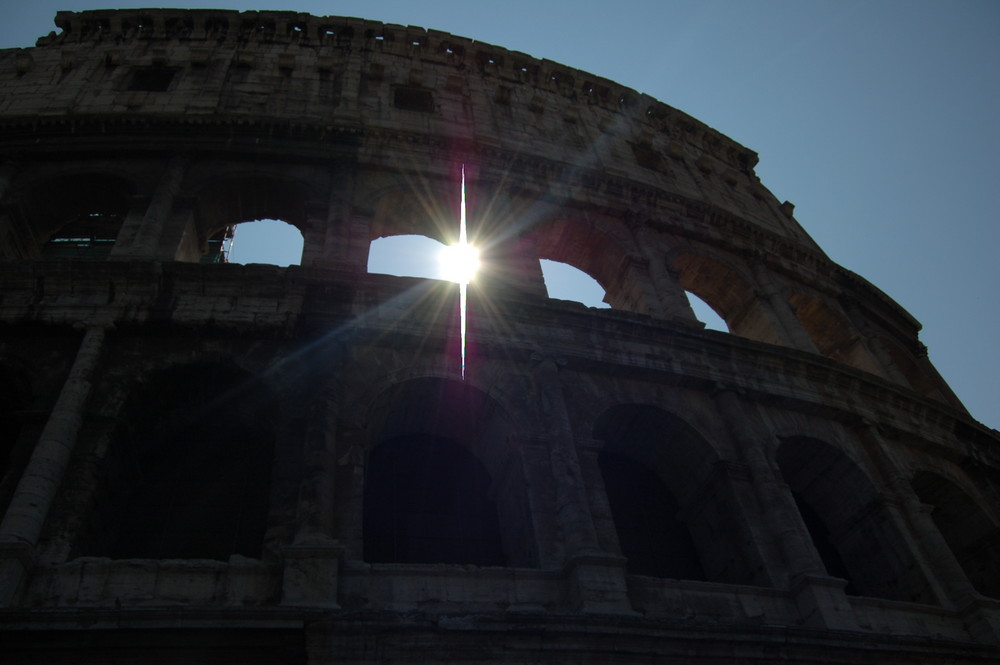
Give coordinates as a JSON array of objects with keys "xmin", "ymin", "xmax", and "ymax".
[{"xmin": 2, "ymin": 1, "xmax": 996, "ymax": 428}]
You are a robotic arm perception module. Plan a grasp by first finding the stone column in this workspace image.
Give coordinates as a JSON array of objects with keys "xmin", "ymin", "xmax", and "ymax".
[
  {"xmin": 0, "ymin": 325, "xmax": 108, "ymax": 606},
  {"xmin": 155, "ymin": 199, "xmax": 199, "ymax": 262},
  {"xmin": 483, "ymin": 231, "xmax": 548, "ymax": 298},
  {"xmin": 633, "ymin": 225, "xmax": 698, "ymax": 321},
  {"xmin": 109, "ymin": 194, "xmax": 154, "ymax": 259},
  {"xmin": 476, "ymin": 192, "xmax": 547, "ymax": 298},
  {"xmin": 531, "ymin": 353, "xmax": 631, "ymax": 614},
  {"xmin": 576, "ymin": 442, "xmax": 621, "ymax": 555},
  {"xmin": 531, "ymin": 354, "xmax": 599, "ymax": 554},
  {"xmin": 711, "ymin": 386, "xmax": 858, "ymax": 630},
  {"xmin": 281, "ymin": 394, "xmax": 342, "ymax": 608},
  {"xmin": 121, "ymin": 155, "xmax": 189, "ymax": 259},
  {"xmin": 750, "ymin": 263, "xmax": 818, "ymax": 352},
  {"xmin": 838, "ymin": 299, "xmax": 911, "ymax": 385},
  {"xmin": 292, "ymin": 395, "xmax": 338, "ymax": 545},
  {"xmin": 334, "ymin": 425, "xmax": 366, "ymax": 563},
  {"xmin": 605, "ymin": 255, "xmax": 665, "ymax": 316},
  {"xmin": 307, "ymin": 173, "xmax": 371, "ymax": 272}
]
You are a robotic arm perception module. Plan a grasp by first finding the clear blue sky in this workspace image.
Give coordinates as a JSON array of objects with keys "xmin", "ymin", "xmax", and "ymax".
[{"xmin": 2, "ymin": 1, "xmax": 997, "ymax": 429}]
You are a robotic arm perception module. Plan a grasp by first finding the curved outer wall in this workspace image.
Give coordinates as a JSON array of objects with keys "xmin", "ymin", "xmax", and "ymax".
[{"xmin": 0, "ymin": 9, "xmax": 997, "ymax": 664}]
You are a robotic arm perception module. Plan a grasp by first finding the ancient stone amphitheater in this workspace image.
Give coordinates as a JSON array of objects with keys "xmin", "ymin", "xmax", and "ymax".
[{"xmin": 0, "ymin": 9, "xmax": 997, "ymax": 663}]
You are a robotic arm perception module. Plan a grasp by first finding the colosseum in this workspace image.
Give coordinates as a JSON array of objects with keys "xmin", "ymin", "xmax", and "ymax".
[{"xmin": 0, "ymin": 8, "xmax": 997, "ymax": 663}]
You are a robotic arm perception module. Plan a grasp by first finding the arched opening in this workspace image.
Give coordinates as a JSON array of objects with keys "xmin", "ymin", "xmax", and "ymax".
[
  {"xmin": 192, "ymin": 175, "xmax": 310, "ymax": 265},
  {"xmin": 533, "ymin": 219, "xmax": 650, "ymax": 313},
  {"xmin": 911, "ymin": 471, "xmax": 1000, "ymax": 598},
  {"xmin": 540, "ymin": 259, "xmax": 609, "ymax": 308},
  {"xmin": 75, "ymin": 364, "xmax": 275, "ymax": 561},
  {"xmin": 367, "ymin": 234, "xmax": 448, "ymax": 280},
  {"xmin": 364, "ymin": 434, "xmax": 504, "ymax": 565},
  {"xmin": 791, "ymin": 491, "xmax": 855, "ymax": 594},
  {"xmin": 40, "ymin": 213, "xmax": 123, "ymax": 260},
  {"xmin": 19, "ymin": 174, "xmax": 133, "ymax": 260},
  {"xmin": 685, "ymin": 290, "xmax": 728, "ymax": 332},
  {"xmin": 226, "ymin": 219, "xmax": 304, "ymax": 266},
  {"xmin": 593, "ymin": 404, "xmax": 760, "ymax": 584},
  {"xmin": 787, "ymin": 293, "xmax": 882, "ymax": 375},
  {"xmin": 776, "ymin": 436, "xmax": 934, "ymax": 602},
  {"xmin": 597, "ymin": 450, "xmax": 703, "ymax": 579},
  {"xmin": 673, "ymin": 252, "xmax": 783, "ymax": 344},
  {"xmin": 363, "ymin": 377, "xmax": 533, "ymax": 567}
]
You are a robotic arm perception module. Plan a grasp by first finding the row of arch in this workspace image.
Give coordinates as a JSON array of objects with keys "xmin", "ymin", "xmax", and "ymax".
[
  {"xmin": 1, "ymin": 167, "xmax": 947, "ymax": 404},
  {"xmin": 2, "ymin": 359, "xmax": 995, "ymax": 603}
]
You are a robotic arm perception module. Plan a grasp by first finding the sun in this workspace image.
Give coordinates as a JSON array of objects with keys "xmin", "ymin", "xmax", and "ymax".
[{"xmin": 438, "ymin": 241, "xmax": 480, "ymax": 285}]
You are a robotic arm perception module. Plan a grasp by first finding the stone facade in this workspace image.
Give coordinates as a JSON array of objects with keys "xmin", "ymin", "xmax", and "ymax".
[{"xmin": 0, "ymin": 9, "xmax": 998, "ymax": 663}]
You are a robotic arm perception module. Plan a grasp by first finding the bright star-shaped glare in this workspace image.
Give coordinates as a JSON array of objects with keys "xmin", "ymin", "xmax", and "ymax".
[{"xmin": 438, "ymin": 242, "xmax": 480, "ymax": 285}]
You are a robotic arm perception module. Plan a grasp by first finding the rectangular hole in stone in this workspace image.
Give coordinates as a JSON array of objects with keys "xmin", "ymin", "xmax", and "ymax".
[
  {"xmin": 127, "ymin": 66, "xmax": 179, "ymax": 92},
  {"xmin": 393, "ymin": 86, "xmax": 434, "ymax": 113}
]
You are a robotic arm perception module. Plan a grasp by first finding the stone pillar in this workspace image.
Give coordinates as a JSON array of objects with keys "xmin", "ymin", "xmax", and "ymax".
[
  {"xmin": 476, "ymin": 192, "xmax": 547, "ymax": 298},
  {"xmin": 838, "ymin": 299, "xmax": 911, "ymax": 385},
  {"xmin": 109, "ymin": 194, "xmax": 153, "ymax": 259},
  {"xmin": 0, "ymin": 325, "xmax": 108, "ymax": 606},
  {"xmin": 156, "ymin": 199, "xmax": 200, "ymax": 262},
  {"xmin": 531, "ymin": 354, "xmax": 599, "ymax": 555},
  {"xmin": 119, "ymin": 155, "xmax": 189, "ymax": 259},
  {"xmin": 307, "ymin": 173, "xmax": 370, "ymax": 272},
  {"xmin": 605, "ymin": 255, "xmax": 665, "ymax": 316},
  {"xmin": 576, "ymin": 443, "xmax": 621, "ymax": 555},
  {"xmin": 481, "ymin": 232, "xmax": 548, "ymax": 298},
  {"xmin": 861, "ymin": 335, "xmax": 909, "ymax": 383},
  {"xmin": 675, "ymin": 459, "xmax": 774, "ymax": 586},
  {"xmin": 281, "ymin": 394, "xmax": 341, "ymax": 608},
  {"xmin": 853, "ymin": 423, "xmax": 1000, "ymax": 643},
  {"xmin": 633, "ymin": 225, "xmax": 698, "ymax": 321},
  {"xmin": 711, "ymin": 386, "xmax": 858, "ymax": 630},
  {"xmin": 292, "ymin": 395, "xmax": 338, "ymax": 545},
  {"xmin": 334, "ymin": 425, "xmax": 366, "ymax": 562},
  {"xmin": 750, "ymin": 263, "xmax": 818, "ymax": 352},
  {"xmin": 530, "ymin": 353, "xmax": 631, "ymax": 614}
]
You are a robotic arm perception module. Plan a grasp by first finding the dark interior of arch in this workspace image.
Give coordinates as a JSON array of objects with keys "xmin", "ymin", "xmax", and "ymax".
[
  {"xmin": 791, "ymin": 491, "xmax": 856, "ymax": 594},
  {"xmin": 364, "ymin": 433, "xmax": 505, "ymax": 566},
  {"xmin": 0, "ymin": 368, "xmax": 24, "ymax": 477},
  {"xmin": 911, "ymin": 471, "xmax": 1000, "ymax": 598},
  {"xmin": 364, "ymin": 376, "xmax": 531, "ymax": 567},
  {"xmin": 591, "ymin": 404, "xmax": 756, "ymax": 583},
  {"xmin": 598, "ymin": 451, "xmax": 704, "ymax": 580},
  {"xmin": 75, "ymin": 364, "xmax": 275, "ymax": 561},
  {"xmin": 31, "ymin": 174, "xmax": 133, "ymax": 260},
  {"xmin": 195, "ymin": 176, "xmax": 309, "ymax": 229},
  {"xmin": 776, "ymin": 437, "xmax": 934, "ymax": 603},
  {"xmin": 593, "ymin": 404, "xmax": 716, "ymax": 498}
]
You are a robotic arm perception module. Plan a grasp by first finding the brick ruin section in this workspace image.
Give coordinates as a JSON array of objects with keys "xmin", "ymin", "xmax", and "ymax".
[{"xmin": 0, "ymin": 9, "xmax": 997, "ymax": 664}]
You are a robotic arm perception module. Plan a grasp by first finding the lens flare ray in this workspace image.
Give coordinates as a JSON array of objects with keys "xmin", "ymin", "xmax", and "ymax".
[
  {"xmin": 433, "ymin": 165, "xmax": 481, "ymax": 379},
  {"xmin": 459, "ymin": 165, "xmax": 470, "ymax": 379}
]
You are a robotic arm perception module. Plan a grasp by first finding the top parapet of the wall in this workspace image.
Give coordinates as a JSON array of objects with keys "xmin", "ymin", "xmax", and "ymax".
[{"xmin": 38, "ymin": 9, "xmax": 758, "ymax": 171}]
